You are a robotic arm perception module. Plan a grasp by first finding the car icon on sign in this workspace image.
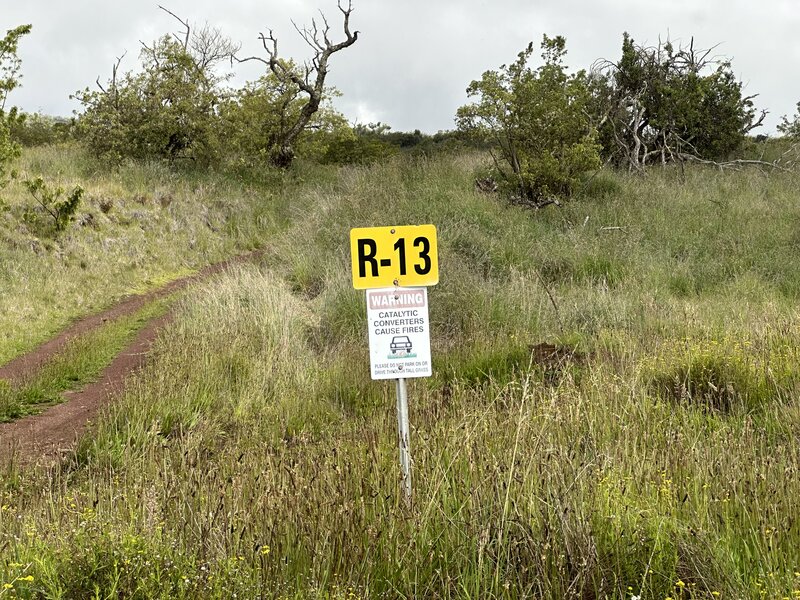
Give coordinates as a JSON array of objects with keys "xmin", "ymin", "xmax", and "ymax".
[{"xmin": 390, "ymin": 335, "xmax": 413, "ymax": 353}]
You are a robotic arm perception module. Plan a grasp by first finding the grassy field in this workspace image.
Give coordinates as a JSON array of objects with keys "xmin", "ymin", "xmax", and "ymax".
[{"xmin": 3, "ymin": 152, "xmax": 800, "ymax": 598}]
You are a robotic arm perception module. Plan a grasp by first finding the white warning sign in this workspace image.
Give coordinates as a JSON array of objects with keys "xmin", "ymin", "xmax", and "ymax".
[{"xmin": 366, "ymin": 287, "xmax": 432, "ymax": 380}]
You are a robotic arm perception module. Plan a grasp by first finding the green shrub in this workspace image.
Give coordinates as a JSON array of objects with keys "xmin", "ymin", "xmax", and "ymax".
[
  {"xmin": 9, "ymin": 113, "xmax": 72, "ymax": 147},
  {"xmin": 778, "ymin": 101, "xmax": 800, "ymax": 138},
  {"xmin": 74, "ymin": 29, "xmax": 235, "ymax": 165},
  {"xmin": 595, "ymin": 33, "xmax": 766, "ymax": 168},
  {"xmin": 456, "ymin": 35, "xmax": 601, "ymax": 205},
  {"xmin": 0, "ymin": 25, "xmax": 32, "ymax": 190},
  {"xmin": 22, "ymin": 176, "xmax": 84, "ymax": 235},
  {"xmin": 318, "ymin": 129, "xmax": 399, "ymax": 165},
  {"xmin": 643, "ymin": 337, "xmax": 799, "ymax": 412}
]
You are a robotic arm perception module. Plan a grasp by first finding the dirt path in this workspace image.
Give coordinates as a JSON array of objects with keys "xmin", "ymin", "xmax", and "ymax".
[{"xmin": 0, "ymin": 250, "xmax": 262, "ymax": 464}]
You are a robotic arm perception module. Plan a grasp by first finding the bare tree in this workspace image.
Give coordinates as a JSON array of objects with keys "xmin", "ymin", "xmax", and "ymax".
[{"xmin": 237, "ymin": 1, "xmax": 358, "ymax": 167}]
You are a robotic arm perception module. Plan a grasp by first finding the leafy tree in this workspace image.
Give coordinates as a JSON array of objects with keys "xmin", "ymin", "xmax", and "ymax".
[
  {"xmin": 217, "ymin": 69, "xmax": 351, "ymax": 166},
  {"xmin": 593, "ymin": 34, "xmax": 765, "ymax": 169},
  {"xmin": 0, "ymin": 24, "xmax": 32, "ymax": 188},
  {"xmin": 74, "ymin": 11, "xmax": 237, "ymax": 165},
  {"xmin": 456, "ymin": 35, "xmax": 601, "ymax": 204}
]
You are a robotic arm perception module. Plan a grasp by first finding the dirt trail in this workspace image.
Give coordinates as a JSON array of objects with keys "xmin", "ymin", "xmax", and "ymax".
[
  {"xmin": 0, "ymin": 250, "xmax": 262, "ymax": 464},
  {"xmin": 0, "ymin": 313, "xmax": 172, "ymax": 463}
]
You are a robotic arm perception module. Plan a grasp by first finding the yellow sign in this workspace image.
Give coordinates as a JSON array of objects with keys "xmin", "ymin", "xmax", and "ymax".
[{"xmin": 350, "ymin": 224, "xmax": 439, "ymax": 289}]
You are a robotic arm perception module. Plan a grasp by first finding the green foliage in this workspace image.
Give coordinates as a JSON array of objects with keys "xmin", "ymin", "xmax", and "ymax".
[
  {"xmin": 319, "ymin": 124, "xmax": 472, "ymax": 164},
  {"xmin": 0, "ymin": 25, "xmax": 32, "ymax": 189},
  {"xmin": 595, "ymin": 34, "xmax": 764, "ymax": 168},
  {"xmin": 0, "ymin": 108, "xmax": 21, "ymax": 189},
  {"xmin": 74, "ymin": 26, "xmax": 235, "ymax": 165},
  {"xmin": 22, "ymin": 176, "xmax": 84, "ymax": 234},
  {"xmin": 317, "ymin": 123, "xmax": 399, "ymax": 164},
  {"xmin": 778, "ymin": 101, "xmax": 800, "ymax": 138},
  {"xmin": 9, "ymin": 112, "xmax": 72, "ymax": 146},
  {"xmin": 0, "ymin": 25, "xmax": 31, "ymax": 106},
  {"xmin": 218, "ymin": 70, "xmax": 349, "ymax": 167},
  {"xmin": 456, "ymin": 35, "xmax": 601, "ymax": 204}
]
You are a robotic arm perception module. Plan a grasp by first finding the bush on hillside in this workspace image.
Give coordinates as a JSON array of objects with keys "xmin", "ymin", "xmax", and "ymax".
[
  {"xmin": 22, "ymin": 176, "xmax": 84, "ymax": 235},
  {"xmin": 9, "ymin": 112, "xmax": 72, "ymax": 146},
  {"xmin": 456, "ymin": 35, "xmax": 601, "ymax": 206},
  {"xmin": 592, "ymin": 34, "xmax": 766, "ymax": 169},
  {"xmin": 779, "ymin": 102, "xmax": 800, "ymax": 138},
  {"xmin": 74, "ymin": 20, "xmax": 237, "ymax": 165}
]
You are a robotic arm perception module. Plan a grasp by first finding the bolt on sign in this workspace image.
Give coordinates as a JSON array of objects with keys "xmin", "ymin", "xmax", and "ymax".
[
  {"xmin": 366, "ymin": 287, "xmax": 432, "ymax": 379},
  {"xmin": 350, "ymin": 224, "xmax": 438, "ymax": 289}
]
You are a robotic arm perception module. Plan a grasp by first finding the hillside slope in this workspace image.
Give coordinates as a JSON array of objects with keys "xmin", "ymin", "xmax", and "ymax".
[{"xmin": 2, "ymin": 154, "xmax": 800, "ymax": 598}]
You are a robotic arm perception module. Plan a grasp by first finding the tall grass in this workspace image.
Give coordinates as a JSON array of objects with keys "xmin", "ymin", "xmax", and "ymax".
[{"xmin": 3, "ymin": 155, "xmax": 800, "ymax": 598}]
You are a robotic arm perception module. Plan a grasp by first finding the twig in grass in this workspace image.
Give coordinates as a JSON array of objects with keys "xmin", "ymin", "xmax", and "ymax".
[
  {"xmin": 532, "ymin": 268, "xmax": 564, "ymax": 335},
  {"xmin": 637, "ymin": 517, "xmax": 664, "ymax": 597},
  {"xmin": 493, "ymin": 366, "xmax": 533, "ymax": 591}
]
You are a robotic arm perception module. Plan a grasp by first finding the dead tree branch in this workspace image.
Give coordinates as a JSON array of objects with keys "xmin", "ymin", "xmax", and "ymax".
[
  {"xmin": 151, "ymin": 6, "xmax": 239, "ymax": 86},
  {"xmin": 158, "ymin": 5, "xmax": 191, "ymax": 49},
  {"xmin": 235, "ymin": 1, "xmax": 359, "ymax": 167},
  {"xmin": 678, "ymin": 153, "xmax": 794, "ymax": 173}
]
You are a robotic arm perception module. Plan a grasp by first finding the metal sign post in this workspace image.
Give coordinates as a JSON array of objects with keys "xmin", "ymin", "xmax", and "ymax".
[
  {"xmin": 366, "ymin": 286, "xmax": 430, "ymax": 505},
  {"xmin": 350, "ymin": 224, "xmax": 438, "ymax": 505},
  {"xmin": 395, "ymin": 377, "xmax": 412, "ymax": 503}
]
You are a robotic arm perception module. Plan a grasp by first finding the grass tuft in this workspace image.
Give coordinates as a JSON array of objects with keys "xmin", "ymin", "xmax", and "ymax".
[{"xmin": 643, "ymin": 336, "xmax": 800, "ymax": 412}]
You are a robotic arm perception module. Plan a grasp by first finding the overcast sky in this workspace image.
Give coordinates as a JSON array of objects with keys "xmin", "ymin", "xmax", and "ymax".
[{"xmin": 3, "ymin": 0, "xmax": 799, "ymax": 133}]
